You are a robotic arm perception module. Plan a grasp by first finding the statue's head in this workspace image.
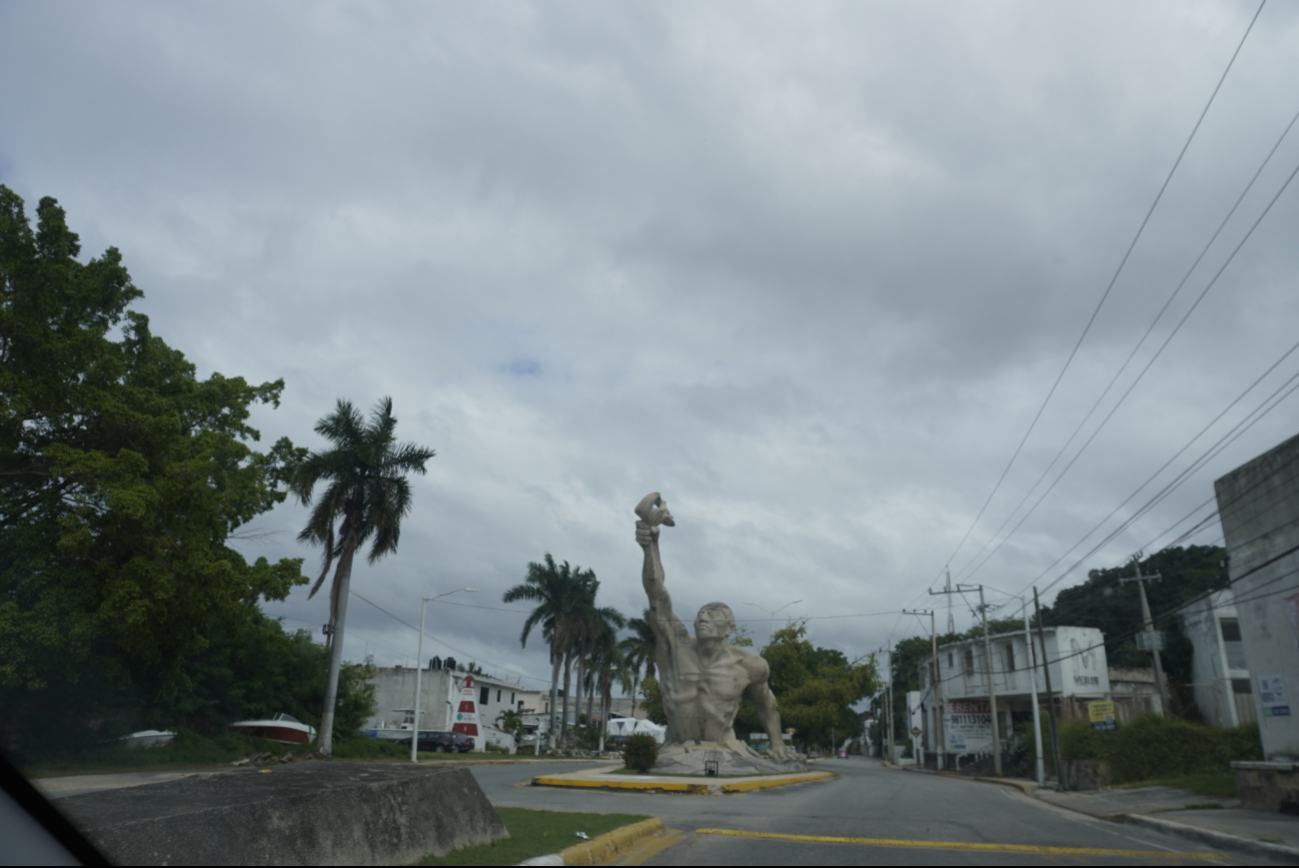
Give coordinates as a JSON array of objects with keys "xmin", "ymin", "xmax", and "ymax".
[{"xmin": 695, "ymin": 602, "xmax": 735, "ymax": 642}]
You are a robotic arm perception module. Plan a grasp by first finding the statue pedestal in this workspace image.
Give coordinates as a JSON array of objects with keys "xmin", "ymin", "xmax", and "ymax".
[{"xmin": 651, "ymin": 741, "xmax": 809, "ymax": 777}]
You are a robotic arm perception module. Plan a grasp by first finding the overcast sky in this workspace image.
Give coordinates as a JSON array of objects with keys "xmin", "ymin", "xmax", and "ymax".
[{"xmin": 4, "ymin": 1, "xmax": 1299, "ymax": 692}]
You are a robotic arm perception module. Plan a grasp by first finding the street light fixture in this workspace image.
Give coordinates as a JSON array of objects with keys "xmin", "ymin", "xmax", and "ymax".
[
  {"xmin": 743, "ymin": 599, "xmax": 802, "ymax": 645},
  {"xmin": 411, "ymin": 587, "xmax": 477, "ymax": 762}
]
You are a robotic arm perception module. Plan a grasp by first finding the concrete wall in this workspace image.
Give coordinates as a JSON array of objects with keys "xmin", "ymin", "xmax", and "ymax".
[
  {"xmin": 62, "ymin": 763, "xmax": 507, "ymax": 866},
  {"xmin": 1215, "ymin": 432, "xmax": 1299, "ymax": 761}
]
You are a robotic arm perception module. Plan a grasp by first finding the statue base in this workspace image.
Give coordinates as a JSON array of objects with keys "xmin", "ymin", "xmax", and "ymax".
[{"xmin": 651, "ymin": 740, "xmax": 810, "ymax": 776}]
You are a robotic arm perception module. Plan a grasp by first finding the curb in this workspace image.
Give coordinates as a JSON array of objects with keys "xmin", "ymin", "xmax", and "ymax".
[
  {"xmin": 519, "ymin": 818, "xmax": 666, "ymax": 866},
  {"xmin": 530, "ymin": 771, "xmax": 835, "ymax": 795},
  {"xmin": 1124, "ymin": 813, "xmax": 1299, "ymax": 865},
  {"xmin": 973, "ymin": 777, "xmax": 1039, "ymax": 797}
]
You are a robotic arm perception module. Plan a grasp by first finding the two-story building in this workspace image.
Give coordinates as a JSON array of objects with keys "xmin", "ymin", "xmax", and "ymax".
[{"xmin": 914, "ymin": 625, "xmax": 1110, "ymax": 765}]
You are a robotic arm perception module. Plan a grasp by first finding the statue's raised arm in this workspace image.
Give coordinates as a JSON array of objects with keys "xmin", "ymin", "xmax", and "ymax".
[{"xmin": 635, "ymin": 492, "xmax": 685, "ymax": 642}]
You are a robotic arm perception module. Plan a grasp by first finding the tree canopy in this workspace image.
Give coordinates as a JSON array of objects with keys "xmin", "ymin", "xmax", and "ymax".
[
  {"xmin": 735, "ymin": 621, "xmax": 878, "ymax": 751},
  {"xmin": 0, "ymin": 186, "xmax": 311, "ymax": 755}
]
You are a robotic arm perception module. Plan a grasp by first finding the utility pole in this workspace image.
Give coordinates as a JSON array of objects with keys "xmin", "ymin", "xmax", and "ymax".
[
  {"xmin": 1033, "ymin": 587, "xmax": 1063, "ymax": 789},
  {"xmin": 904, "ymin": 608, "xmax": 944, "ymax": 771},
  {"xmin": 930, "ymin": 583, "xmax": 1000, "ymax": 775},
  {"xmin": 1020, "ymin": 598, "xmax": 1045, "ymax": 787},
  {"xmin": 976, "ymin": 585, "xmax": 1002, "ymax": 777},
  {"xmin": 885, "ymin": 641, "xmax": 895, "ymax": 763},
  {"xmin": 1120, "ymin": 555, "xmax": 1169, "ymax": 717},
  {"xmin": 945, "ymin": 568, "xmax": 956, "ymax": 635},
  {"xmin": 411, "ymin": 588, "xmax": 477, "ymax": 763}
]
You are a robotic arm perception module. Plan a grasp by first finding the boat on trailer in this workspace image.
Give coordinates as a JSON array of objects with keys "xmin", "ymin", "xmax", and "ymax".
[{"xmin": 228, "ymin": 712, "xmax": 316, "ymax": 745}]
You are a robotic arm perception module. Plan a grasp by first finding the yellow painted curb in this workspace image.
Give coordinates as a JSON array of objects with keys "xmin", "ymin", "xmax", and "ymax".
[
  {"xmin": 532, "ymin": 775, "xmax": 708, "ymax": 793},
  {"xmin": 556, "ymin": 817, "xmax": 665, "ymax": 866},
  {"xmin": 531, "ymin": 771, "xmax": 835, "ymax": 795},
  {"xmin": 720, "ymin": 772, "xmax": 836, "ymax": 793}
]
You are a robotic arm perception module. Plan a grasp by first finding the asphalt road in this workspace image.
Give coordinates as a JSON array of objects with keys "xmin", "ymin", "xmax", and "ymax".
[{"xmin": 472, "ymin": 758, "xmax": 1267, "ymax": 865}]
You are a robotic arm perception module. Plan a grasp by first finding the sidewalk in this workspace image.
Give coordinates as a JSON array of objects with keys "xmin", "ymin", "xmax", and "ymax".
[{"xmin": 973, "ymin": 773, "xmax": 1299, "ymax": 862}]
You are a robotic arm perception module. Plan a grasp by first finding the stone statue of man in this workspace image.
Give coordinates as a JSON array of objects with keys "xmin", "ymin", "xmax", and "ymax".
[{"xmin": 635, "ymin": 492, "xmax": 796, "ymax": 763}]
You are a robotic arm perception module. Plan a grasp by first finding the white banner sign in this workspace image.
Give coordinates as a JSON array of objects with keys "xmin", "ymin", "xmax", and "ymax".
[{"xmin": 944, "ymin": 699, "xmax": 992, "ymax": 754}]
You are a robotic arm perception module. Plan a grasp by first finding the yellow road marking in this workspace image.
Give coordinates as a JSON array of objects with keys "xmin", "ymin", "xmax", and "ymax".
[
  {"xmin": 612, "ymin": 829, "xmax": 685, "ymax": 866},
  {"xmin": 694, "ymin": 828, "xmax": 1228, "ymax": 859}
]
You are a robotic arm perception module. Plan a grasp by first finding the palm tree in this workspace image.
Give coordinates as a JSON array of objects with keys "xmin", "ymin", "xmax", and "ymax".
[
  {"xmin": 292, "ymin": 397, "xmax": 434, "ymax": 756},
  {"xmin": 566, "ymin": 579, "xmax": 624, "ymax": 744},
  {"xmin": 619, "ymin": 610, "xmax": 657, "ymax": 714},
  {"xmin": 504, "ymin": 554, "xmax": 588, "ymax": 749}
]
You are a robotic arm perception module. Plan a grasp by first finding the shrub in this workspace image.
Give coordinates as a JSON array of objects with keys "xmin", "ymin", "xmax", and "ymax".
[
  {"xmin": 485, "ymin": 742, "xmax": 509, "ymax": 754},
  {"xmin": 622, "ymin": 734, "xmax": 658, "ymax": 773},
  {"xmin": 1058, "ymin": 715, "xmax": 1263, "ymax": 784}
]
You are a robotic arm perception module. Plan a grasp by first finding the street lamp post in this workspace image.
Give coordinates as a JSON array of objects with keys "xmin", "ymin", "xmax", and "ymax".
[
  {"xmin": 743, "ymin": 599, "xmax": 802, "ymax": 645},
  {"xmin": 411, "ymin": 587, "xmax": 477, "ymax": 763}
]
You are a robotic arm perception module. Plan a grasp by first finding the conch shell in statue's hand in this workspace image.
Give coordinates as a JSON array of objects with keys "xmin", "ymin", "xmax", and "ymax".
[{"xmin": 635, "ymin": 492, "xmax": 675, "ymax": 527}]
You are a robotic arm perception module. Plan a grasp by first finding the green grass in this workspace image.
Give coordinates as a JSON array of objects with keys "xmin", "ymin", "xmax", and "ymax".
[
  {"xmin": 413, "ymin": 807, "xmax": 651, "ymax": 866},
  {"xmin": 1115, "ymin": 771, "xmax": 1238, "ymax": 799}
]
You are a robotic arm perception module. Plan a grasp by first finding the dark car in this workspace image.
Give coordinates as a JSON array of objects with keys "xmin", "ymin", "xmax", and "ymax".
[{"xmin": 398, "ymin": 731, "xmax": 475, "ymax": 753}]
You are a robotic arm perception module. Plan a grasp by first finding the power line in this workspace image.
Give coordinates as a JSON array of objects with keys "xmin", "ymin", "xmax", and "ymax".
[
  {"xmin": 1007, "ymin": 324, "xmax": 1299, "ymax": 611},
  {"xmin": 954, "ymin": 98, "xmax": 1299, "ymax": 587},
  {"xmin": 348, "ymin": 590, "xmax": 548, "ymax": 686},
  {"xmin": 938, "ymin": 0, "xmax": 1268, "ymax": 577}
]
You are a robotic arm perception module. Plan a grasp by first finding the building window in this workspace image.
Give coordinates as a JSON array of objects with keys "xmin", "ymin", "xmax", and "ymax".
[
  {"xmin": 948, "ymin": 652, "xmax": 954, "ymax": 669},
  {"xmin": 1220, "ymin": 618, "xmax": 1248, "ymax": 670},
  {"xmin": 480, "ymin": 686, "xmax": 490, "ymax": 706},
  {"xmin": 1233, "ymin": 678, "xmax": 1252, "ymax": 694},
  {"xmin": 512, "ymin": 692, "xmax": 516, "ymax": 705},
  {"xmin": 964, "ymin": 649, "xmax": 975, "ymax": 677},
  {"xmin": 1005, "ymin": 643, "xmax": 1015, "ymax": 672},
  {"xmin": 497, "ymin": 689, "xmax": 502, "ymax": 703}
]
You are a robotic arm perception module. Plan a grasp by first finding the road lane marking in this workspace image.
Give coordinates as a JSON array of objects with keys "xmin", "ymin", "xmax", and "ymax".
[{"xmin": 694, "ymin": 828, "xmax": 1228, "ymax": 859}]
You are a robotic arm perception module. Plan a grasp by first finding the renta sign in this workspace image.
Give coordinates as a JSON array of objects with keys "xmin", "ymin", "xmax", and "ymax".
[{"xmin": 943, "ymin": 699, "xmax": 992, "ymax": 755}]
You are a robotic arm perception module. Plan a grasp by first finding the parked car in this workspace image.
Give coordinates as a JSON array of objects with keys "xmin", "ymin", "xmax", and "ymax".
[{"xmin": 397, "ymin": 731, "xmax": 475, "ymax": 753}]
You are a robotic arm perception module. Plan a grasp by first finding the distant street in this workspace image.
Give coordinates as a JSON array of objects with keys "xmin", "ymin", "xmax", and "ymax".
[{"xmin": 474, "ymin": 758, "xmax": 1263, "ymax": 866}]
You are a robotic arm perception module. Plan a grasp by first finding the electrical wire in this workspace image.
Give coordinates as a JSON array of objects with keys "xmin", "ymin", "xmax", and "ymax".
[
  {"xmin": 937, "ymin": 0, "xmax": 1268, "ymax": 577},
  {"xmin": 954, "ymin": 98, "xmax": 1299, "ymax": 587},
  {"xmin": 1008, "ymin": 326, "xmax": 1299, "ymax": 611},
  {"xmin": 349, "ymin": 590, "xmax": 549, "ymax": 686}
]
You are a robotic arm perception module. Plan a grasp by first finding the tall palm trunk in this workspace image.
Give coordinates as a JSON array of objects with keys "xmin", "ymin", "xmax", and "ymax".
[
  {"xmin": 318, "ymin": 537, "xmax": 357, "ymax": 757},
  {"xmin": 548, "ymin": 642, "xmax": 562, "ymax": 750},
  {"xmin": 561, "ymin": 652, "xmax": 573, "ymax": 744},
  {"xmin": 574, "ymin": 659, "xmax": 586, "ymax": 725},
  {"xmin": 598, "ymin": 676, "xmax": 612, "ymax": 753}
]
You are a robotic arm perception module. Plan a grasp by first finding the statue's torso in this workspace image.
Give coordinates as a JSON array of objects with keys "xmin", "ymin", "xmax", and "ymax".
[{"xmin": 661, "ymin": 640, "xmax": 753, "ymax": 742}]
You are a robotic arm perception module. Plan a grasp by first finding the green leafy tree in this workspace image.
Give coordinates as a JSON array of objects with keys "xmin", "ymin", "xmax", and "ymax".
[
  {"xmin": 1043, "ymin": 546, "xmax": 1226, "ymax": 689},
  {"xmin": 495, "ymin": 708, "xmax": 525, "ymax": 743},
  {"xmin": 735, "ymin": 622, "xmax": 878, "ymax": 751},
  {"xmin": 638, "ymin": 675, "xmax": 667, "ymax": 725},
  {"xmin": 0, "ymin": 187, "xmax": 307, "ymax": 756},
  {"xmin": 291, "ymin": 397, "xmax": 434, "ymax": 756}
]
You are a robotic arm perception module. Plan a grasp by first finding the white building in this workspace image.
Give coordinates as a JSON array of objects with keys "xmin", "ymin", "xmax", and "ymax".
[
  {"xmin": 1181, "ymin": 588, "xmax": 1255, "ymax": 728},
  {"xmin": 362, "ymin": 664, "xmax": 531, "ymax": 751},
  {"xmin": 916, "ymin": 626, "xmax": 1110, "ymax": 761}
]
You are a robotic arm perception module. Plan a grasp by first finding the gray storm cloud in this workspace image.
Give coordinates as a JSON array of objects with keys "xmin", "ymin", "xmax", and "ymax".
[{"xmin": 2, "ymin": 0, "xmax": 1298, "ymax": 683}]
